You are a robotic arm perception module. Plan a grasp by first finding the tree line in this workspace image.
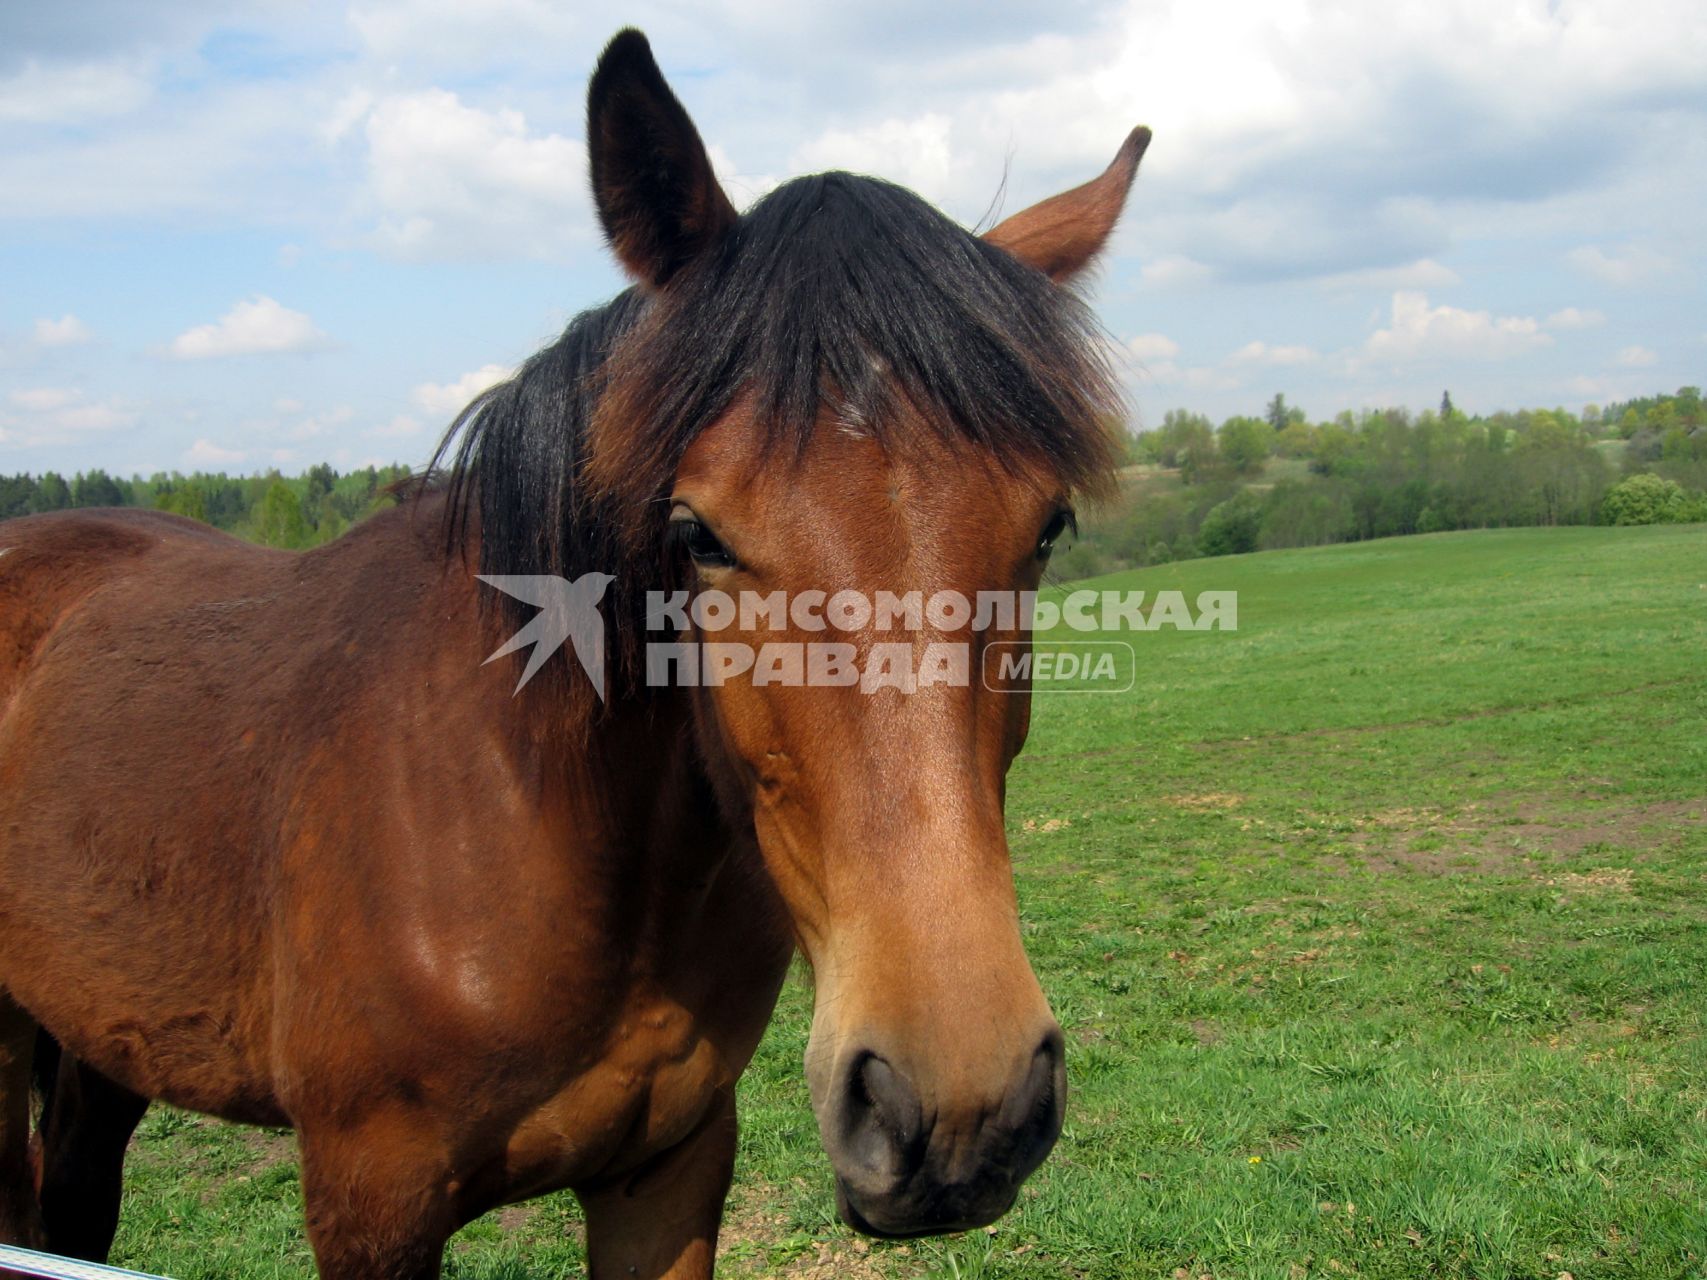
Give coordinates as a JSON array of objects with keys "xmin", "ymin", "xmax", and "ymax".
[
  {"xmin": 0, "ymin": 464, "xmax": 415, "ymax": 549},
  {"xmin": 1053, "ymin": 386, "xmax": 1707, "ymax": 577},
  {"xmin": 3, "ymin": 387, "xmax": 1703, "ymax": 567}
]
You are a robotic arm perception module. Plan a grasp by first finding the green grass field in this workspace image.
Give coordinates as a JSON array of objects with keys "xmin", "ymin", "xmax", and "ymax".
[{"xmin": 105, "ymin": 525, "xmax": 1707, "ymax": 1280}]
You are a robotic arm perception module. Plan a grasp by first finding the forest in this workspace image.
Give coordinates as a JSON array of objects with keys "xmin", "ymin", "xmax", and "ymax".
[
  {"xmin": 1, "ymin": 387, "xmax": 1703, "ymax": 574},
  {"xmin": 0, "ymin": 463, "xmax": 415, "ymax": 550},
  {"xmin": 1051, "ymin": 384, "xmax": 1707, "ymax": 577}
]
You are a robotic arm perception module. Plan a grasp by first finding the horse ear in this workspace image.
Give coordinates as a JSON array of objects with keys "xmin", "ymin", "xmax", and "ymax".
[
  {"xmin": 983, "ymin": 127, "xmax": 1152, "ymax": 283},
  {"xmin": 586, "ymin": 29, "xmax": 737, "ymax": 288}
]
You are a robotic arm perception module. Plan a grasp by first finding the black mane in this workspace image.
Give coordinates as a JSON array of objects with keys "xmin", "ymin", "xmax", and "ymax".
[{"xmin": 430, "ymin": 171, "xmax": 1119, "ymax": 697}]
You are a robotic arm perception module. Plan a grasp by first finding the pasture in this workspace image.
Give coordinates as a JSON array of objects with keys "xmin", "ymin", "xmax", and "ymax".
[{"xmin": 103, "ymin": 524, "xmax": 1705, "ymax": 1279}]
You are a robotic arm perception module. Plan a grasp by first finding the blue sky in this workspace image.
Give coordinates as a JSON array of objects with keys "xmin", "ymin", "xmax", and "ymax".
[{"xmin": 1, "ymin": 0, "xmax": 1703, "ymax": 477}]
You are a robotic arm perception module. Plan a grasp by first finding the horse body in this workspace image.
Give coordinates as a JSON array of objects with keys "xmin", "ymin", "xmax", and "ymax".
[
  {"xmin": 0, "ymin": 504, "xmax": 790, "ymax": 1269},
  {"xmin": 0, "ymin": 27, "xmax": 1147, "ymax": 1280}
]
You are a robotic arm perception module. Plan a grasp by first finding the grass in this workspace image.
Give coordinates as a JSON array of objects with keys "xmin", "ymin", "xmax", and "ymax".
[{"xmin": 106, "ymin": 524, "xmax": 1707, "ymax": 1279}]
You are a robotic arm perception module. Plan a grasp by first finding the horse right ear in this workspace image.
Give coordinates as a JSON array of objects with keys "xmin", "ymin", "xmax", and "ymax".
[
  {"xmin": 983, "ymin": 127, "xmax": 1151, "ymax": 283},
  {"xmin": 587, "ymin": 29, "xmax": 737, "ymax": 289}
]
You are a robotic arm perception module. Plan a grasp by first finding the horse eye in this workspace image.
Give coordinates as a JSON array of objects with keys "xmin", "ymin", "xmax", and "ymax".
[
  {"xmin": 1037, "ymin": 510, "xmax": 1075, "ymax": 562},
  {"xmin": 674, "ymin": 519, "xmax": 737, "ymax": 570}
]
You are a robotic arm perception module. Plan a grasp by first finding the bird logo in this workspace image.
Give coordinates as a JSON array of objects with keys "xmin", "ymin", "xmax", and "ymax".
[{"xmin": 477, "ymin": 573, "xmax": 617, "ymax": 698}]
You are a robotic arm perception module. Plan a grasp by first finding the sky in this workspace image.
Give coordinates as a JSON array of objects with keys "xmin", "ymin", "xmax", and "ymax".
[{"xmin": 1, "ymin": 0, "xmax": 1703, "ymax": 477}]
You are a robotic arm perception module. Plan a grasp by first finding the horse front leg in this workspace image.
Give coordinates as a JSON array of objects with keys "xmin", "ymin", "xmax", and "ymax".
[
  {"xmin": 578, "ymin": 1089, "xmax": 738, "ymax": 1280},
  {"xmin": 296, "ymin": 1108, "xmax": 460, "ymax": 1280},
  {"xmin": 0, "ymin": 994, "xmax": 46, "ymax": 1253},
  {"xmin": 36, "ymin": 1051, "xmax": 149, "ymax": 1262}
]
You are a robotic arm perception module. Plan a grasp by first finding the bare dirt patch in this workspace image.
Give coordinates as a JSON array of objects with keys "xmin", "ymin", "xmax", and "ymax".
[
  {"xmin": 1545, "ymin": 867, "xmax": 1636, "ymax": 894},
  {"xmin": 1021, "ymin": 816, "xmax": 1074, "ymax": 833},
  {"xmin": 716, "ymin": 1182, "xmax": 893, "ymax": 1279},
  {"xmin": 1166, "ymin": 792, "xmax": 1245, "ymax": 811},
  {"xmin": 1331, "ymin": 798, "xmax": 1701, "ymax": 876},
  {"xmin": 234, "ymin": 1126, "xmax": 296, "ymax": 1173}
]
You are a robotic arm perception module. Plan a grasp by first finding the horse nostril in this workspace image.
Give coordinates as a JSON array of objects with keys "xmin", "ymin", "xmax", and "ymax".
[
  {"xmin": 1003, "ymin": 1028, "xmax": 1067, "ymax": 1142},
  {"xmin": 841, "ymin": 1052, "xmax": 924, "ymax": 1177},
  {"xmin": 1038, "ymin": 1027, "xmax": 1066, "ymax": 1097}
]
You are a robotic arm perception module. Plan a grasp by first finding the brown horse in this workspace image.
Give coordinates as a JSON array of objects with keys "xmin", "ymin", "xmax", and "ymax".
[{"xmin": 0, "ymin": 29, "xmax": 1146, "ymax": 1280}]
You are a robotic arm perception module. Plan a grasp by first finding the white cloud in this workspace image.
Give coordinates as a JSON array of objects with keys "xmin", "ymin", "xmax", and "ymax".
[
  {"xmin": 370, "ymin": 414, "xmax": 426, "ymax": 439},
  {"xmin": 54, "ymin": 402, "xmax": 134, "ymax": 432},
  {"xmin": 0, "ymin": 386, "xmax": 135, "ymax": 440},
  {"xmin": 281, "ymin": 406, "xmax": 354, "ymax": 443},
  {"xmin": 184, "ymin": 439, "xmax": 249, "ymax": 468},
  {"xmin": 1566, "ymin": 244, "xmax": 1675, "ymax": 287},
  {"xmin": 1317, "ymin": 259, "xmax": 1462, "ymax": 292},
  {"xmin": 9, "ymin": 387, "xmax": 78, "ymax": 411},
  {"xmin": 1543, "ymin": 307, "xmax": 1607, "ymax": 331},
  {"xmin": 0, "ymin": 71, "xmax": 333, "ymax": 222},
  {"xmin": 0, "ymin": 59, "xmax": 151, "ymax": 124},
  {"xmin": 1565, "ymin": 374, "xmax": 1637, "ymax": 400},
  {"xmin": 1139, "ymin": 255, "xmax": 1212, "ymax": 289},
  {"xmin": 412, "ymin": 363, "xmax": 512, "ymax": 418},
  {"xmin": 1364, "ymin": 292, "xmax": 1553, "ymax": 364},
  {"xmin": 165, "ymin": 297, "xmax": 328, "ymax": 360},
  {"xmin": 346, "ymin": 0, "xmax": 580, "ymax": 68},
  {"xmin": 32, "ymin": 315, "xmax": 93, "ymax": 347},
  {"xmin": 342, "ymin": 89, "xmax": 588, "ymax": 260},
  {"xmin": 1126, "ymin": 333, "xmax": 1181, "ymax": 364},
  {"xmin": 705, "ymin": 141, "xmax": 780, "ymax": 209},
  {"xmin": 792, "ymin": 114, "xmax": 961, "ymax": 203},
  {"xmin": 1614, "ymin": 345, "xmax": 1659, "ymax": 368},
  {"xmin": 1227, "ymin": 340, "xmax": 1318, "ymax": 367},
  {"xmin": 1143, "ymin": 363, "xmax": 1241, "ymax": 393}
]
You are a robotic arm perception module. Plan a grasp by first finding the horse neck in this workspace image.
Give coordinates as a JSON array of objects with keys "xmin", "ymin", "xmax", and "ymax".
[{"xmin": 547, "ymin": 684, "xmax": 739, "ymax": 891}]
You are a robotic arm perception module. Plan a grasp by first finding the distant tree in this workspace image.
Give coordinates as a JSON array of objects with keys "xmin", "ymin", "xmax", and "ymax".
[
  {"xmin": 1623, "ymin": 429, "xmax": 1664, "ymax": 469},
  {"xmin": 305, "ymin": 463, "xmax": 337, "ymax": 514},
  {"xmin": 1142, "ymin": 410, "xmax": 1216, "ymax": 468},
  {"xmin": 72, "ymin": 470, "xmax": 125, "ymax": 508},
  {"xmin": 1275, "ymin": 420, "xmax": 1315, "ymax": 458},
  {"xmin": 1308, "ymin": 420, "xmax": 1356, "ymax": 475},
  {"xmin": 156, "ymin": 484, "xmax": 208, "ymax": 523},
  {"xmin": 37, "ymin": 473, "xmax": 71, "ymax": 511},
  {"xmin": 1440, "ymin": 390, "xmax": 1455, "ymax": 420},
  {"xmin": 1675, "ymin": 386, "xmax": 1703, "ymax": 428},
  {"xmin": 1257, "ymin": 479, "xmax": 1353, "ymax": 548},
  {"xmin": 1178, "ymin": 421, "xmax": 1222, "ymax": 485},
  {"xmin": 1197, "ymin": 490, "xmax": 1265, "ymax": 556},
  {"xmin": 1265, "ymin": 393, "xmax": 1292, "ymax": 433},
  {"xmin": 1601, "ymin": 474, "xmax": 1687, "ymax": 526},
  {"xmin": 1218, "ymin": 416, "xmax": 1272, "ymax": 474},
  {"xmin": 0, "ymin": 474, "xmax": 36, "ymax": 519},
  {"xmin": 256, "ymin": 480, "xmax": 308, "ymax": 548}
]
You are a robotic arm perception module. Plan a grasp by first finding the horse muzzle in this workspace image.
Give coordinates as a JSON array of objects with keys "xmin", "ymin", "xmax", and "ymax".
[{"xmin": 818, "ymin": 1026, "xmax": 1066, "ymax": 1237}]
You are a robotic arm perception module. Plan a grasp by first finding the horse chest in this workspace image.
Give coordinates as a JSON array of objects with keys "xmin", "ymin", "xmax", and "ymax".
[
  {"xmin": 495, "ymin": 860, "xmax": 793, "ymax": 1198},
  {"xmin": 497, "ymin": 996, "xmax": 730, "ymax": 1198}
]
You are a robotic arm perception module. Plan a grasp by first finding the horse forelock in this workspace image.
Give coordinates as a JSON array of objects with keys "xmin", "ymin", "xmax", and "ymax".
[{"xmin": 425, "ymin": 169, "xmax": 1121, "ymax": 705}]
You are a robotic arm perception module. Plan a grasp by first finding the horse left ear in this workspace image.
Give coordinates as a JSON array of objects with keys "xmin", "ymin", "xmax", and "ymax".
[
  {"xmin": 587, "ymin": 29, "xmax": 737, "ymax": 288},
  {"xmin": 983, "ymin": 127, "xmax": 1152, "ymax": 283}
]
